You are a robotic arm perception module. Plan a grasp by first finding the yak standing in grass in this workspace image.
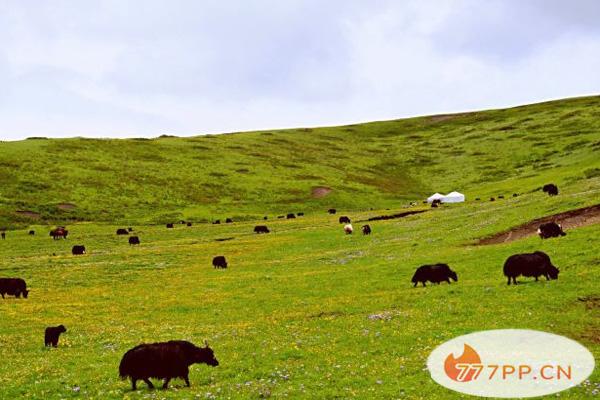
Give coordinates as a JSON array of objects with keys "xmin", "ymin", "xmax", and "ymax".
[
  {"xmin": 537, "ymin": 222, "xmax": 566, "ymax": 239},
  {"xmin": 286, "ymin": 213, "xmax": 296, "ymax": 219},
  {"xmin": 44, "ymin": 325, "xmax": 66, "ymax": 347},
  {"xmin": 361, "ymin": 225, "xmax": 372, "ymax": 235},
  {"xmin": 0, "ymin": 278, "xmax": 29, "ymax": 299},
  {"xmin": 225, "ymin": 218, "xmax": 233, "ymax": 223},
  {"xmin": 212, "ymin": 256, "xmax": 228, "ymax": 269},
  {"xmin": 503, "ymin": 251, "xmax": 559, "ymax": 285},
  {"xmin": 129, "ymin": 236, "xmax": 140, "ymax": 245},
  {"xmin": 72, "ymin": 245, "xmax": 86, "ymax": 255},
  {"xmin": 28, "ymin": 230, "xmax": 35, "ymax": 235},
  {"xmin": 328, "ymin": 208, "xmax": 337, "ymax": 215},
  {"xmin": 119, "ymin": 340, "xmax": 218, "ymax": 390},
  {"xmin": 254, "ymin": 225, "xmax": 270, "ymax": 234},
  {"xmin": 339, "ymin": 216, "xmax": 351, "ymax": 224},
  {"xmin": 116, "ymin": 228, "xmax": 129, "ymax": 235},
  {"xmin": 166, "ymin": 223, "xmax": 174, "ymax": 229},
  {"xmin": 411, "ymin": 264, "xmax": 458, "ymax": 287},
  {"xmin": 344, "ymin": 224, "xmax": 353, "ymax": 234},
  {"xmin": 542, "ymin": 184, "xmax": 559, "ymax": 196},
  {"xmin": 50, "ymin": 227, "xmax": 68, "ymax": 240}
]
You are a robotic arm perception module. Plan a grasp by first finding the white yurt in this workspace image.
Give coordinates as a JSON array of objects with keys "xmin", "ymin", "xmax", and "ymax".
[
  {"xmin": 442, "ymin": 191, "xmax": 465, "ymax": 203},
  {"xmin": 426, "ymin": 193, "xmax": 445, "ymax": 203}
]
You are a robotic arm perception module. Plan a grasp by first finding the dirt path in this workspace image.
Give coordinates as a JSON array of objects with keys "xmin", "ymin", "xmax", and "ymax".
[{"xmin": 477, "ymin": 203, "xmax": 600, "ymax": 245}]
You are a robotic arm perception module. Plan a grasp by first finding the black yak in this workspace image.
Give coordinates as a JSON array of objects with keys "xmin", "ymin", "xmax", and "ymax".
[
  {"xmin": 263, "ymin": 216, "xmax": 268, "ymax": 220},
  {"xmin": 72, "ymin": 245, "xmax": 86, "ymax": 255},
  {"xmin": 166, "ymin": 223, "xmax": 174, "ymax": 229},
  {"xmin": 128, "ymin": 227, "xmax": 134, "ymax": 232},
  {"xmin": 187, "ymin": 222, "xmax": 192, "ymax": 227},
  {"xmin": 503, "ymin": 251, "xmax": 559, "ymax": 285},
  {"xmin": 0, "ymin": 278, "xmax": 29, "ymax": 299},
  {"xmin": 213, "ymin": 220, "xmax": 221, "ymax": 225},
  {"xmin": 512, "ymin": 193, "xmax": 519, "ymax": 197},
  {"xmin": 277, "ymin": 215, "xmax": 285, "ymax": 219},
  {"xmin": 537, "ymin": 222, "xmax": 566, "ymax": 239},
  {"xmin": 498, "ymin": 195, "xmax": 505, "ymax": 199},
  {"xmin": 119, "ymin": 340, "xmax": 218, "ymax": 390},
  {"xmin": 286, "ymin": 213, "xmax": 296, "ymax": 219},
  {"xmin": 116, "ymin": 228, "xmax": 129, "ymax": 235},
  {"xmin": 542, "ymin": 184, "xmax": 559, "ymax": 196},
  {"xmin": 431, "ymin": 202, "xmax": 438, "ymax": 208},
  {"xmin": 254, "ymin": 225, "xmax": 270, "ymax": 234},
  {"xmin": 28, "ymin": 230, "xmax": 35, "ymax": 235},
  {"xmin": 129, "ymin": 236, "xmax": 140, "ymax": 245},
  {"xmin": 297, "ymin": 212, "xmax": 304, "ymax": 216},
  {"xmin": 44, "ymin": 325, "xmax": 66, "ymax": 347},
  {"xmin": 339, "ymin": 216, "xmax": 351, "ymax": 224},
  {"xmin": 328, "ymin": 208, "xmax": 336, "ymax": 214},
  {"xmin": 411, "ymin": 264, "xmax": 458, "ymax": 287},
  {"xmin": 490, "ymin": 197, "xmax": 495, "ymax": 202},
  {"xmin": 225, "ymin": 218, "xmax": 233, "ymax": 223},
  {"xmin": 361, "ymin": 225, "xmax": 372, "ymax": 235},
  {"xmin": 212, "ymin": 256, "xmax": 227, "ymax": 269}
]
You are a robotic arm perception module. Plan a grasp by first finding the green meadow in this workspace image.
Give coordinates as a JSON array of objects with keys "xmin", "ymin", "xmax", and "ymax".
[{"xmin": 0, "ymin": 96, "xmax": 599, "ymax": 399}]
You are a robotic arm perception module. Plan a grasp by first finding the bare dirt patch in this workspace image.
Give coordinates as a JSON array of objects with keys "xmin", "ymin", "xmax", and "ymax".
[
  {"xmin": 311, "ymin": 186, "xmax": 332, "ymax": 198},
  {"xmin": 57, "ymin": 203, "xmax": 77, "ymax": 210},
  {"xmin": 364, "ymin": 210, "xmax": 427, "ymax": 222},
  {"xmin": 477, "ymin": 204, "xmax": 600, "ymax": 245},
  {"xmin": 15, "ymin": 210, "xmax": 41, "ymax": 219}
]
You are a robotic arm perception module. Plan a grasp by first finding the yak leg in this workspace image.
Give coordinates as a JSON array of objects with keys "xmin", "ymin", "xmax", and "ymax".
[
  {"xmin": 535, "ymin": 276, "xmax": 539, "ymax": 281},
  {"xmin": 131, "ymin": 378, "xmax": 138, "ymax": 390},
  {"xmin": 413, "ymin": 282, "xmax": 417, "ymax": 288},
  {"xmin": 513, "ymin": 277, "xmax": 518, "ymax": 285},
  {"xmin": 162, "ymin": 377, "xmax": 170, "ymax": 389},
  {"xmin": 143, "ymin": 378, "xmax": 154, "ymax": 389},
  {"xmin": 446, "ymin": 278, "xmax": 451, "ymax": 284},
  {"xmin": 544, "ymin": 274, "xmax": 550, "ymax": 281},
  {"xmin": 184, "ymin": 374, "xmax": 190, "ymax": 387}
]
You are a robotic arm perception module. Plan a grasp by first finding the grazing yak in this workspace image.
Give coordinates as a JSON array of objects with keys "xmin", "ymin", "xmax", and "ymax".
[
  {"xmin": 361, "ymin": 225, "xmax": 372, "ymax": 235},
  {"xmin": 187, "ymin": 222, "xmax": 192, "ymax": 227},
  {"xmin": 44, "ymin": 325, "xmax": 66, "ymax": 347},
  {"xmin": 50, "ymin": 227, "xmax": 68, "ymax": 240},
  {"xmin": 431, "ymin": 202, "xmax": 438, "ymax": 208},
  {"xmin": 116, "ymin": 228, "xmax": 129, "ymax": 235},
  {"xmin": 297, "ymin": 212, "xmax": 304, "ymax": 216},
  {"xmin": 503, "ymin": 251, "xmax": 559, "ymax": 285},
  {"xmin": 166, "ymin": 223, "xmax": 174, "ymax": 229},
  {"xmin": 119, "ymin": 340, "xmax": 219, "ymax": 390},
  {"xmin": 498, "ymin": 195, "xmax": 505, "ymax": 199},
  {"xmin": 328, "ymin": 208, "xmax": 336, "ymax": 215},
  {"xmin": 28, "ymin": 230, "xmax": 35, "ymax": 235},
  {"xmin": 542, "ymin": 184, "xmax": 559, "ymax": 196},
  {"xmin": 411, "ymin": 264, "xmax": 458, "ymax": 287},
  {"xmin": 277, "ymin": 215, "xmax": 285, "ymax": 219},
  {"xmin": 128, "ymin": 227, "xmax": 134, "ymax": 232},
  {"xmin": 475, "ymin": 198, "xmax": 481, "ymax": 201},
  {"xmin": 344, "ymin": 224, "xmax": 353, "ymax": 234},
  {"xmin": 72, "ymin": 245, "xmax": 86, "ymax": 255},
  {"xmin": 213, "ymin": 220, "xmax": 221, "ymax": 225},
  {"xmin": 490, "ymin": 197, "xmax": 495, "ymax": 202},
  {"xmin": 225, "ymin": 218, "xmax": 233, "ymax": 223},
  {"xmin": 0, "ymin": 278, "xmax": 29, "ymax": 299},
  {"xmin": 286, "ymin": 213, "xmax": 296, "ymax": 219},
  {"xmin": 432, "ymin": 199, "xmax": 442, "ymax": 206},
  {"xmin": 513, "ymin": 193, "xmax": 519, "ymax": 197},
  {"xmin": 537, "ymin": 222, "xmax": 566, "ymax": 239},
  {"xmin": 253, "ymin": 225, "xmax": 270, "ymax": 234},
  {"xmin": 129, "ymin": 236, "xmax": 140, "ymax": 245},
  {"xmin": 263, "ymin": 216, "xmax": 268, "ymax": 220},
  {"xmin": 339, "ymin": 216, "xmax": 351, "ymax": 224},
  {"xmin": 212, "ymin": 256, "xmax": 228, "ymax": 269}
]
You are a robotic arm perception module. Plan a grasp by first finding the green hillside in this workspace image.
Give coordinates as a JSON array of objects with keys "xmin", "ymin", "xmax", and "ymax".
[{"xmin": 1, "ymin": 95, "xmax": 599, "ymax": 227}]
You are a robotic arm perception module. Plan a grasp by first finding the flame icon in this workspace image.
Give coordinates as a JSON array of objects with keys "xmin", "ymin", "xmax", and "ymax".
[{"xmin": 444, "ymin": 344, "xmax": 482, "ymax": 382}]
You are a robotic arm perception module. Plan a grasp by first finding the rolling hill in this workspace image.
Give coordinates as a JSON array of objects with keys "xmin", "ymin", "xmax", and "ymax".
[{"xmin": 1, "ymin": 95, "xmax": 599, "ymax": 227}]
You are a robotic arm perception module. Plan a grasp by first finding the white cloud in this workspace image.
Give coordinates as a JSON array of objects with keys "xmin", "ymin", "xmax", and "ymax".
[{"xmin": 0, "ymin": 0, "xmax": 599, "ymax": 139}]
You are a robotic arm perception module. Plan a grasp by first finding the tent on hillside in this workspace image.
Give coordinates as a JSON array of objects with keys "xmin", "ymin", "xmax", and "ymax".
[
  {"xmin": 426, "ymin": 193, "xmax": 445, "ymax": 203},
  {"xmin": 442, "ymin": 191, "xmax": 465, "ymax": 203}
]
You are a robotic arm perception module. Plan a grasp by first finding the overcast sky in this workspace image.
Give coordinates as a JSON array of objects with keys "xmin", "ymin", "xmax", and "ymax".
[{"xmin": 1, "ymin": 0, "xmax": 599, "ymax": 139}]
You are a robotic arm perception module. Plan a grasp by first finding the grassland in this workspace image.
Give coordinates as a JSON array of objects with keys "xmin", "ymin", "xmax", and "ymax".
[{"xmin": 0, "ymin": 96, "xmax": 599, "ymax": 399}]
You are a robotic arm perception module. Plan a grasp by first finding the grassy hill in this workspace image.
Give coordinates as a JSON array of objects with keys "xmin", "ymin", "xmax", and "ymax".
[{"xmin": 1, "ymin": 95, "xmax": 599, "ymax": 227}]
